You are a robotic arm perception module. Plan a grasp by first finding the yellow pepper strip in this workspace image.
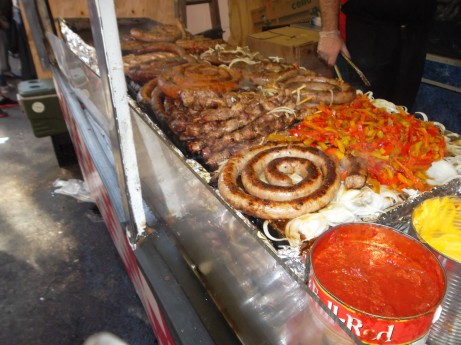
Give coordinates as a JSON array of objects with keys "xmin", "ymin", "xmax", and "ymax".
[
  {"xmin": 368, "ymin": 177, "xmax": 381, "ymax": 193},
  {"xmin": 369, "ymin": 150, "xmax": 390, "ymax": 160},
  {"xmin": 317, "ymin": 142, "xmax": 328, "ymax": 151},
  {"xmin": 335, "ymin": 138, "xmax": 346, "ymax": 154}
]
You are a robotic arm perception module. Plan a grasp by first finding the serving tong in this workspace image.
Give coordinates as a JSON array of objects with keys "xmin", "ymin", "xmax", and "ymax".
[{"xmin": 335, "ymin": 52, "xmax": 371, "ymax": 87}]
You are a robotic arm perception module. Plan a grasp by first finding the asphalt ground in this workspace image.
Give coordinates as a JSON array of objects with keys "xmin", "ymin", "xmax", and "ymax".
[{"xmin": 0, "ymin": 64, "xmax": 157, "ymax": 344}]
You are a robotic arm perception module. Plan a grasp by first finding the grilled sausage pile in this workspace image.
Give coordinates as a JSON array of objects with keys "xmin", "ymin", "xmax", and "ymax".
[{"xmin": 122, "ymin": 23, "xmax": 360, "ymax": 221}]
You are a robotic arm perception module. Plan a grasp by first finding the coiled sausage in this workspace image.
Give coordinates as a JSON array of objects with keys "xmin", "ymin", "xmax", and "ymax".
[{"xmin": 218, "ymin": 144, "xmax": 340, "ymax": 219}]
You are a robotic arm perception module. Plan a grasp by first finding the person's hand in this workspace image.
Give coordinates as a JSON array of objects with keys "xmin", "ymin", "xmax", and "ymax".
[{"xmin": 317, "ymin": 31, "xmax": 350, "ymax": 66}]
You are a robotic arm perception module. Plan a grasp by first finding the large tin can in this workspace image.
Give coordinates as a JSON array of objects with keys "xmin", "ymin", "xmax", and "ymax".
[
  {"xmin": 306, "ymin": 223, "xmax": 446, "ymax": 345},
  {"xmin": 411, "ymin": 196, "xmax": 461, "ymax": 344}
]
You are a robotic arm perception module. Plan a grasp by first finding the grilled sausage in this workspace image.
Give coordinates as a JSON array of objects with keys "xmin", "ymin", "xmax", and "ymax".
[{"xmin": 218, "ymin": 144, "xmax": 340, "ymax": 219}]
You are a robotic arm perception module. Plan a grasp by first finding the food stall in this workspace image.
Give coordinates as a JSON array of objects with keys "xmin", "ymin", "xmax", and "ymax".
[{"xmin": 20, "ymin": 1, "xmax": 460, "ymax": 344}]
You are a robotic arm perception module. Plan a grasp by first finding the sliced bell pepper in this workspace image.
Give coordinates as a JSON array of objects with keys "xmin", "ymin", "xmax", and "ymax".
[{"xmin": 289, "ymin": 94, "xmax": 447, "ymax": 191}]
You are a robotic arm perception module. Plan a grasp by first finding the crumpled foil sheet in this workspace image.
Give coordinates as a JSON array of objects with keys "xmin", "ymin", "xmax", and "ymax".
[
  {"xmin": 374, "ymin": 177, "xmax": 461, "ymax": 234},
  {"xmin": 277, "ymin": 246, "xmax": 307, "ymax": 281},
  {"xmin": 186, "ymin": 159, "xmax": 212, "ymax": 183},
  {"xmin": 59, "ymin": 19, "xmax": 100, "ymax": 75}
]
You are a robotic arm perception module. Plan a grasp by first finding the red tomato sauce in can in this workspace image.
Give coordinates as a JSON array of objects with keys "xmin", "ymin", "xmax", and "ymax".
[{"xmin": 308, "ymin": 223, "xmax": 446, "ymax": 344}]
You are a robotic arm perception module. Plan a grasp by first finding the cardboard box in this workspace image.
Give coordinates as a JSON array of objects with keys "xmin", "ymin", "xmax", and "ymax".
[
  {"xmin": 246, "ymin": 26, "xmax": 333, "ymax": 76},
  {"xmin": 251, "ymin": 0, "xmax": 320, "ymax": 31}
]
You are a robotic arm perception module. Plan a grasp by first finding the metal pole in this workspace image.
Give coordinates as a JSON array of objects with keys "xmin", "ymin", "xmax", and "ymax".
[{"xmin": 86, "ymin": 0, "xmax": 147, "ymax": 244}]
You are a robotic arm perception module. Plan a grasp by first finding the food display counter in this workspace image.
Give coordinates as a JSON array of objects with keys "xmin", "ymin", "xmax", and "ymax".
[{"xmin": 21, "ymin": 1, "xmax": 460, "ymax": 344}]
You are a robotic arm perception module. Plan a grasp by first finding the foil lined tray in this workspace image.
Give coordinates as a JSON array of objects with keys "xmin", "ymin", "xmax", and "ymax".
[{"xmin": 58, "ymin": 17, "xmax": 461, "ymax": 283}]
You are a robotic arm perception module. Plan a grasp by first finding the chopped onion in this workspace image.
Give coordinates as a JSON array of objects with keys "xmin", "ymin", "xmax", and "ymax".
[
  {"xmin": 285, "ymin": 213, "xmax": 329, "ymax": 246},
  {"xmin": 426, "ymin": 159, "xmax": 458, "ymax": 185}
]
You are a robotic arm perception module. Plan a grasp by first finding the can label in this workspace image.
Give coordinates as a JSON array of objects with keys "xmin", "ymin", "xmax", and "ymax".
[{"xmin": 309, "ymin": 273, "xmax": 433, "ymax": 344}]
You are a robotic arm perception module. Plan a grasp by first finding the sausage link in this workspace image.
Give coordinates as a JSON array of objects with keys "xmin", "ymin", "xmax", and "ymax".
[
  {"xmin": 218, "ymin": 144, "xmax": 340, "ymax": 219},
  {"xmin": 241, "ymin": 154, "xmax": 322, "ymax": 202}
]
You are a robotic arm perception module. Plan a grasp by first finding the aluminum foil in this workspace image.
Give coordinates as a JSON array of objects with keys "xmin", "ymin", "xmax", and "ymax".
[
  {"xmin": 374, "ymin": 177, "xmax": 461, "ymax": 234},
  {"xmin": 59, "ymin": 19, "xmax": 100, "ymax": 75}
]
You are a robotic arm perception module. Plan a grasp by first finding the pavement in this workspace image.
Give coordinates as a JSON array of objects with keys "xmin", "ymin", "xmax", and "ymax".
[{"xmin": 0, "ymin": 62, "xmax": 157, "ymax": 344}]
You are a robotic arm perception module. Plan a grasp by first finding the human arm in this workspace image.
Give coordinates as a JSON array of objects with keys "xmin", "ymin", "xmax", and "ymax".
[{"xmin": 317, "ymin": 0, "xmax": 350, "ymax": 66}]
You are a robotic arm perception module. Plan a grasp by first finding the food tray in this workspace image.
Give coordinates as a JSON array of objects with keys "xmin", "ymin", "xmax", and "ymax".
[
  {"xmin": 56, "ymin": 16, "xmax": 461, "ymax": 344},
  {"xmin": 58, "ymin": 16, "xmax": 461, "ymax": 267}
]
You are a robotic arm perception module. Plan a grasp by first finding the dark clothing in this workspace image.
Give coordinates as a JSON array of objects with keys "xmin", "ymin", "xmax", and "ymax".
[
  {"xmin": 341, "ymin": 0, "xmax": 437, "ymax": 110},
  {"xmin": 0, "ymin": 0, "xmax": 11, "ymax": 83},
  {"xmin": 342, "ymin": 0, "xmax": 437, "ymax": 23},
  {"xmin": 0, "ymin": 0, "xmax": 12, "ymax": 30}
]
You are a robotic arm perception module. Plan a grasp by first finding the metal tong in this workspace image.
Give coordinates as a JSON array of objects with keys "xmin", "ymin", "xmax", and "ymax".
[{"xmin": 335, "ymin": 52, "xmax": 371, "ymax": 87}]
